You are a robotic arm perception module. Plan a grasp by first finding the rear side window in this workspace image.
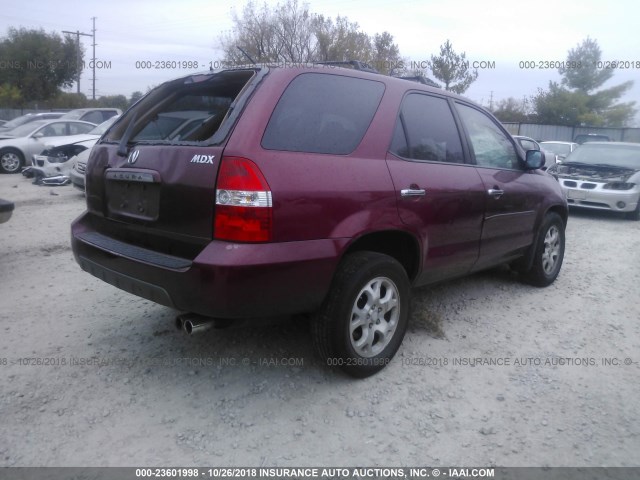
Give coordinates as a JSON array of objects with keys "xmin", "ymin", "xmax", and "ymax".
[
  {"xmin": 262, "ymin": 73, "xmax": 384, "ymax": 154},
  {"xmin": 390, "ymin": 93, "xmax": 464, "ymax": 163}
]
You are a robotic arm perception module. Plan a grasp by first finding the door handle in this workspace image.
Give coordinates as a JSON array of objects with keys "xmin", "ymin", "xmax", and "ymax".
[
  {"xmin": 487, "ymin": 188, "xmax": 504, "ymax": 198},
  {"xmin": 401, "ymin": 188, "xmax": 426, "ymax": 197}
]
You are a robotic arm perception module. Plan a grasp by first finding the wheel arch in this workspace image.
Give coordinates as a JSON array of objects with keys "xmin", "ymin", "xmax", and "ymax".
[{"xmin": 341, "ymin": 229, "xmax": 421, "ymax": 282}]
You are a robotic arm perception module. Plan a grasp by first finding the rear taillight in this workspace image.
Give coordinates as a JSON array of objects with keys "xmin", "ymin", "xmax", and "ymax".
[{"xmin": 214, "ymin": 156, "xmax": 272, "ymax": 242}]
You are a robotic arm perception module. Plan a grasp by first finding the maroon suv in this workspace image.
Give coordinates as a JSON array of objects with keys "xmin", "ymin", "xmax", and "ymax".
[{"xmin": 71, "ymin": 65, "xmax": 567, "ymax": 377}]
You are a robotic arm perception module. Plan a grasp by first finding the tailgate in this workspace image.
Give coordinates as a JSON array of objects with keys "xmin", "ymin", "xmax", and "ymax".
[{"xmin": 84, "ymin": 68, "xmax": 264, "ymax": 243}]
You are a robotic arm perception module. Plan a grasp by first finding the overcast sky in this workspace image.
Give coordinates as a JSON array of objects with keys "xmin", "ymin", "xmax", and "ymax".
[{"xmin": 2, "ymin": 0, "xmax": 640, "ymax": 123}]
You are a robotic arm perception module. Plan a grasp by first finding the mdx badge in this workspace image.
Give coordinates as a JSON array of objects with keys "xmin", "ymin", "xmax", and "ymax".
[
  {"xmin": 191, "ymin": 154, "xmax": 215, "ymax": 164},
  {"xmin": 127, "ymin": 150, "xmax": 140, "ymax": 164}
]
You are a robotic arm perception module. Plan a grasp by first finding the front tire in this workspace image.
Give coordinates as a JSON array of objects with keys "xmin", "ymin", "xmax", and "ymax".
[
  {"xmin": 311, "ymin": 252, "xmax": 410, "ymax": 378},
  {"xmin": 521, "ymin": 212, "xmax": 565, "ymax": 287},
  {"xmin": 0, "ymin": 148, "xmax": 24, "ymax": 174}
]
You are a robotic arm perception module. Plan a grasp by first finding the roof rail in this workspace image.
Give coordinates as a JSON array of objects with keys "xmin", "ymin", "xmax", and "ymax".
[
  {"xmin": 314, "ymin": 61, "xmax": 379, "ymax": 74},
  {"xmin": 397, "ymin": 75, "xmax": 441, "ymax": 88}
]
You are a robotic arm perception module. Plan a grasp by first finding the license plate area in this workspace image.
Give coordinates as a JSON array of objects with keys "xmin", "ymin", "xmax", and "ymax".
[
  {"xmin": 566, "ymin": 189, "xmax": 587, "ymax": 200},
  {"xmin": 105, "ymin": 169, "xmax": 161, "ymax": 221}
]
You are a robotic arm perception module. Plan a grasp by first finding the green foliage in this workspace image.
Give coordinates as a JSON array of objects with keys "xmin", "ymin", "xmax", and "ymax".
[
  {"xmin": 429, "ymin": 40, "xmax": 478, "ymax": 94},
  {"xmin": 532, "ymin": 38, "xmax": 636, "ymax": 127},
  {"xmin": 560, "ymin": 37, "xmax": 613, "ymax": 93},
  {"xmin": 129, "ymin": 91, "xmax": 144, "ymax": 106},
  {"xmin": 0, "ymin": 27, "xmax": 81, "ymax": 103},
  {"xmin": 89, "ymin": 94, "xmax": 128, "ymax": 110},
  {"xmin": 491, "ymin": 97, "xmax": 531, "ymax": 123},
  {"xmin": 219, "ymin": 0, "xmax": 403, "ymax": 74},
  {"xmin": 0, "ymin": 83, "xmax": 22, "ymax": 107}
]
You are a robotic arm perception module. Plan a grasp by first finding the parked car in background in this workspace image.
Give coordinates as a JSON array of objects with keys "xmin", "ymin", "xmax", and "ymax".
[
  {"xmin": 0, "ymin": 198, "xmax": 14, "ymax": 224},
  {"xmin": 573, "ymin": 133, "xmax": 611, "ymax": 144},
  {"xmin": 547, "ymin": 142, "xmax": 640, "ymax": 220},
  {"xmin": 39, "ymin": 115, "xmax": 119, "ymax": 151},
  {"xmin": 0, "ymin": 112, "xmax": 65, "ymax": 133},
  {"xmin": 0, "ymin": 120, "xmax": 96, "ymax": 173},
  {"xmin": 28, "ymin": 117, "xmax": 120, "ymax": 183},
  {"xmin": 513, "ymin": 135, "xmax": 541, "ymax": 151},
  {"xmin": 69, "ymin": 147, "xmax": 91, "ymax": 191},
  {"xmin": 513, "ymin": 136, "xmax": 558, "ymax": 169},
  {"xmin": 72, "ymin": 64, "xmax": 568, "ymax": 377},
  {"xmin": 60, "ymin": 108, "xmax": 122, "ymax": 124},
  {"xmin": 540, "ymin": 141, "xmax": 579, "ymax": 163}
]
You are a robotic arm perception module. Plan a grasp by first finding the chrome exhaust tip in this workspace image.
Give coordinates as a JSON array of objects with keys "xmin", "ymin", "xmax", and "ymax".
[{"xmin": 176, "ymin": 313, "xmax": 215, "ymax": 335}]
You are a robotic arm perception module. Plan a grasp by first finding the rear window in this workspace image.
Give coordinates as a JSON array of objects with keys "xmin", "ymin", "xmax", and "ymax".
[
  {"xmin": 103, "ymin": 69, "xmax": 258, "ymax": 145},
  {"xmin": 261, "ymin": 73, "xmax": 384, "ymax": 154}
]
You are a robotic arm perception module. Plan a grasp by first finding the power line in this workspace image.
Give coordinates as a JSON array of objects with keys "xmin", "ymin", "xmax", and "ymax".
[{"xmin": 62, "ymin": 28, "xmax": 92, "ymax": 95}]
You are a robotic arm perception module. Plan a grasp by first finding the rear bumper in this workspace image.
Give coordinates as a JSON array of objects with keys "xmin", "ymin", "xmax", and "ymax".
[{"xmin": 71, "ymin": 212, "xmax": 344, "ymax": 318}]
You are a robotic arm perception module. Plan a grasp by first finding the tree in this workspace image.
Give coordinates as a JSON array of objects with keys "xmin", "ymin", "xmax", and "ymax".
[
  {"xmin": 532, "ymin": 82, "xmax": 590, "ymax": 126},
  {"xmin": 0, "ymin": 83, "xmax": 22, "ymax": 107},
  {"xmin": 129, "ymin": 91, "xmax": 144, "ymax": 106},
  {"xmin": 492, "ymin": 97, "xmax": 531, "ymax": 123},
  {"xmin": 429, "ymin": 40, "xmax": 478, "ymax": 94},
  {"xmin": 218, "ymin": 0, "xmax": 403, "ymax": 74},
  {"xmin": 532, "ymin": 38, "xmax": 636, "ymax": 126},
  {"xmin": 0, "ymin": 27, "xmax": 81, "ymax": 104},
  {"xmin": 559, "ymin": 37, "xmax": 613, "ymax": 93},
  {"xmin": 86, "ymin": 94, "xmax": 128, "ymax": 111}
]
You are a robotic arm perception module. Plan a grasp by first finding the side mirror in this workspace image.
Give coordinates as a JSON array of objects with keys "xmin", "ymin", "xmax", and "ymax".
[
  {"xmin": 524, "ymin": 150, "xmax": 544, "ymax": 170},
  {"xmin": 32, "ymin": 132, "xmax": 44, "ymax": 139}
]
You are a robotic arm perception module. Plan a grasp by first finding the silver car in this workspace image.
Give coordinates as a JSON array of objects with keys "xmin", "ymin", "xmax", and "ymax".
[
  {"xmin": 548, "ymin": 142, "xmax": 640, "ymax": 220},
  {"xmin": 540, "ymin": 141, "xmax": 579, "ymax": 163},
  {"xmin": 0, "ymin": 120, "xmax": 96, "ymax": 173}
]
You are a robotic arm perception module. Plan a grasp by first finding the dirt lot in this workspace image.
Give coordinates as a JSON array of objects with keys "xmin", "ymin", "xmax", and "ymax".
[{"xmin": 0, "ymin": 173, "xmax": 639, "ymax": 467}]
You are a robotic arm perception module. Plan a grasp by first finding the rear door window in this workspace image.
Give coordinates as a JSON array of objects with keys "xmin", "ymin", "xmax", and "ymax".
[
  {"xmin": 390, "ymin": 93, "xmax": 465, "ymax": 163},
  {"xmin": 262, "ymin": 73, "xmax": 385, "ymax": 154}
]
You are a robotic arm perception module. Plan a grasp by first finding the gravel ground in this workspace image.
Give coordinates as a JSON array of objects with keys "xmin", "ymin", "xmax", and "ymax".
[{"xmin": 0, "ymin": 173, "xmax": 639, "ymax": 467}]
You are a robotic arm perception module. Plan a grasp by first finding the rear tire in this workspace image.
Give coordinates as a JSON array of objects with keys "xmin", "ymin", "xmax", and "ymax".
[
  {"xmin": 521, "ymin": 212, "xmax": 565, "ymax": 287},
  {"xmin": 0, "ymin": 148, "xmax": 24, "ymax": 174},
  {"xmin": 311, "ymin": 252, "xmax": 410, "ymax": 378}
]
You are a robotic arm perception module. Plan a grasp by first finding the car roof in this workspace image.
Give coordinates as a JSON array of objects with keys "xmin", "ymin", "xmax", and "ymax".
[
  {"xmin": 170, "ymin": 64, "xmax": 474, "ymax": 104},
  {"xmin": 578, "ymin": 141, "xmax": 640, "ymax": 147}
]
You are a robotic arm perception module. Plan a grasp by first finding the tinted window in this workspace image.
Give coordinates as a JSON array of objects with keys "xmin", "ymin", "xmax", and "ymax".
[
  {"xmin": 39, "ymin": 122, "xmax": 67, "ymax": 136},
  {"xmin": 390, "ymin": 93, "xmax": 464, "ymax": 163},
  {"xmin": 262, "ymin": 73, "xmax": 384, "ymax": 154},
  {"xmin": 456, "ymin": 103, "xmax": 519, "ymax": 169},
  {"xmin": 69, "ymin": 122, "xmax": 95, "ymax": 134},
  {"xmin": 82, "ymin": 111, "xmax": 105, "ymax": 124}
]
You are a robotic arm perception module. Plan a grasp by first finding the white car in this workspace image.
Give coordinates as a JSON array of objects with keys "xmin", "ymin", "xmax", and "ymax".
[
  {"xmin": 29, "ymin": 117, "xmax": 120, "ymax": 182},
  {"xmin": 547, "ymin": 142, "xmax": 640, "ymax": 220},
  {"xmin": 39, "ymin": 116, "xmax": 119, "ymax": 151},
  {"xmin": 540, "ymin": 141, "xmax": 579, "ymax": 163},
  {"xmin": 0, "ymin": 120, "xmax": 96, "ymax": 173}
]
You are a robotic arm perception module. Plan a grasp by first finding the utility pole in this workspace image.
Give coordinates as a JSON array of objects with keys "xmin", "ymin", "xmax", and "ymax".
[
  {"xmin": 91, "ymin": 17, "xmax": 97, "ymax": 100},
  {"xmin": 489, "ymin": 91, "xmax": 494, "ymax": 111},
  {"xmin": 62, "ymin": 29, "xmax": 92, "ymax": 95}
]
